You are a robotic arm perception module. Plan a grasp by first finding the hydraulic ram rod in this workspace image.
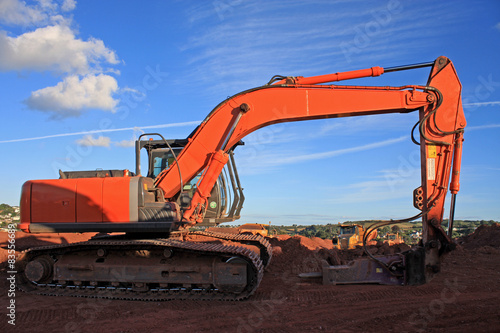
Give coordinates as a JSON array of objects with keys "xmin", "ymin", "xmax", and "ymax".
[
  {"xmin": 275, "ymin": 60, "xmax": 435, "ymax": 86},
  {"xmin": 384, "ymin": 61, "xmax": 435, "ymax": 73}
]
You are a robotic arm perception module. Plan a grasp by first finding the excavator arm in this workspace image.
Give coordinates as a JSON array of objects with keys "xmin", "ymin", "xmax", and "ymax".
[
  {"xmin": 155, "ymin": 56, "xmax": 465, "ymax": 285},
  {"xmin": 157, "ymin": 56, "xmax": 464, "ymax": 230}
]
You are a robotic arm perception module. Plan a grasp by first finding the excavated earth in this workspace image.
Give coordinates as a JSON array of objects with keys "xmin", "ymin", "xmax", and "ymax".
[{"xmin": 1, "ymin": 224, "xmax": 500, "ymax": 333}]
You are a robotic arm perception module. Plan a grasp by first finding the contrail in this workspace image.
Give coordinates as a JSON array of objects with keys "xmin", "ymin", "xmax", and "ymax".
[
  {"xmin": 239, "ymin": 135, "xmax": 408, "ymax": 175},
  {"xmin": 467, "ymin": 123, "xmax": 500, "ymax": 131},
  {"xmin": 270, "ymin": 135, "xmax": 407, "ymax": 166},
  {"xmin": 0, "ymin": 121, "xmax": 201, "ymax": 144},
  {"xmin": 463, "ymin": 101, "xmax": 500, "ymax": 107}
]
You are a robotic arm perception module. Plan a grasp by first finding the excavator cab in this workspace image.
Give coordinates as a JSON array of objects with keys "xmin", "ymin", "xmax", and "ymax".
[
  {"xmin": 147, "ymin": 146, "xmax": 228, "ymax": 222},
  {"xmin": 149, "ymin": 149, "xmax": 174, "ymax": 178},
  {"xmin": 340, "ymin": 225, "xmax": 357, "ymax": 235},
  {"xmin": 135, "ymin": 134, "xmax": 244, "ymax": 226}
]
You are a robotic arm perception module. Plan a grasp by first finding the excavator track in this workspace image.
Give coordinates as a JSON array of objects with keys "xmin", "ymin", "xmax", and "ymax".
[
  {"xmin": 190, "ymin": 230, "xmax": 273, "ymax": 268},
  {"xmin": 16, "ymin": 233, "xmax": 268, "ymax": 301}
]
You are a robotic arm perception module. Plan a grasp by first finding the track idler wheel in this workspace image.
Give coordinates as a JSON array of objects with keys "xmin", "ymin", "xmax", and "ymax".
[
  {"xmin": 213, "ymin": 257, "xmax": 249, "ymax": 293},
  {"xmin": 24, "ymin": 256, "xmax": 54, "ymax": 283}
]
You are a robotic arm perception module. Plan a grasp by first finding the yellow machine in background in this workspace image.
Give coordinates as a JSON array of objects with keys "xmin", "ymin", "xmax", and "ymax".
[{"xmin": 333, "ymin": 224, "xmax": 377, "ymax": 250}]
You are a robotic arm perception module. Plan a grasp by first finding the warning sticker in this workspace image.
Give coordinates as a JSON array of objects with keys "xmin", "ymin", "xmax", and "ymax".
[
  {"xmin": 428, "ymin": 144, "xmax": 437, "ymax": 158},
  {"xmin": 427, "ymin": 158, "xmax": 436, "ymax": 181}
]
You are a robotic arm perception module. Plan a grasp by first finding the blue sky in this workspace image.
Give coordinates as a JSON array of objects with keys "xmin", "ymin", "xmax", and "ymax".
[{"xmin": 0, "ymin": 0, "xmax": 499, "ymax": 225}]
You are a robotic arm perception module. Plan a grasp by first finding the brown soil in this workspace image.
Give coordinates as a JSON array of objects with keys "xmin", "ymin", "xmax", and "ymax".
[{"xmin": 1, "ymin": 225, "xmax": 500, "ymax": 333}]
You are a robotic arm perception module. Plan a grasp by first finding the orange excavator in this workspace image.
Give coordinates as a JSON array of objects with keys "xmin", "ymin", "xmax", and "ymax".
[{"xmin": 17, "ymin": 56, "xmax": 465, "ymax": 299}]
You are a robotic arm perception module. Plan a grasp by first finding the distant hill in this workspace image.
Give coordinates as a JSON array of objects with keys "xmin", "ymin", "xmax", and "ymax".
[{"xmin": 0, "ymin": 203, "xmax": 19, "ymax": 217}]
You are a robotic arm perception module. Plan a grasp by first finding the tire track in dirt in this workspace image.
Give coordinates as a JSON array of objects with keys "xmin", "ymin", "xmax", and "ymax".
[
  {"xmin": 251, "ymin": 284, "xmax": 445, "ymax": 303},
  {"xmin": 0, "ymin": 308, "xmax": 79, "ymax": 331},
  {"xmin": 17, "ymin": 308, "xmax": 79, "ymax": 322}
]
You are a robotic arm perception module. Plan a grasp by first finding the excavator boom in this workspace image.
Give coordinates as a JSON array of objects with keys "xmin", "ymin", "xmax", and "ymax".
[{"xmin": 156, "ymin": 57, "xmax": 464, "ymax": 235}]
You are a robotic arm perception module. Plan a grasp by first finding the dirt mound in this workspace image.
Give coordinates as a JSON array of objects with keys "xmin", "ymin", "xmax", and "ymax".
[
  {"xmin": 267, "ymin": 235, "xmax": 337, "ymax": 276},
  {"xmin": 458, "ymin": 223, "xmax": 500, "ymax": 250}
]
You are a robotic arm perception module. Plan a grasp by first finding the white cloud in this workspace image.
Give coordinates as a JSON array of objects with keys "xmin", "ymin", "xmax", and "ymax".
[
  {"xmin": 181, "ymin": 2, "xmax": 466, "ymax": 96},
  {"xmin": 326, "ymin": 165, "xmax": 420, "ymax": 205},
  {"xmin": 25, "ymin": 74, "xmax": 119, "ymax": 116},
  {"xmin": 76, "ymin": 135, "xmax": 111, "ymax": 147},
  {"xmin": 0, "ymin": 0, "xmax": 47, "ymax": 26},
  {"xmin": 0, "ymin": 1, "xmax": 121, "ymax": 117},
  {"xmin": 61, "ymin": 0, "xmax": 76, "ymax": 12},
  {"xmin": 317, "ymin": 114, "xmax": 414, "ymax": 137},
  {"xmin": 38, "ymin": 0, "xmax": 58, "ymax": 11},
  {"xmin": 0, "ymin": 24, "xmax": 118, "ymax": 75},
  {"xmin": 496, "ymin": 22, "xmax": 500, "ymax": 31},
  {"xmin": 115, "ymin": 139, "xmax": 135, "ymax": 148},
  {"xmin": 0, "ymin": 0, "xmax": 77, "ymax": 26}
]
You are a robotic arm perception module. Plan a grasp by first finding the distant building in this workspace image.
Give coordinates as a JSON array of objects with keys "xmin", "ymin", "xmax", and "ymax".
[{"xmin": 410, "ymin": 231, "xmax": 421, "ymax": 239}]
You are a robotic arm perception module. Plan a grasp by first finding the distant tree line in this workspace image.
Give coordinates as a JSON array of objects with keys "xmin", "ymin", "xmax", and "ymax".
[{"xmin": 268, "ymin": 219, "xmax": 499, "ymax": 243}]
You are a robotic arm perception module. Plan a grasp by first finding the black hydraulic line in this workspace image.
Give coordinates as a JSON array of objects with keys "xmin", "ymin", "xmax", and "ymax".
[
  {"xmin": 362, "ymin": 212, "xmax": 424, "ymax": 274},
  {"xmin": 229, "ymin": 150, "xmax": 245, "ymax": 217},
  {"xmin": 448, "ymin": 193, "xmax": 457, "ymax": 238},
  {"xmin": 384, "ymin": 61, "xmax": 434, "ymax": 73},
  {"xmin": 140, "ymin": 133, "xmax": 184, "ymax": 194},
  {"xmin": 266, "ymin": 75, "xmax": 287, "ymax": 85},
  {"xmin": 224, "ymin": 154, "xmax": 238, "ymax": 219},
  {"xmin": 268, "ymin": 61, "xmax": 435, "ymax": 86},
  {"xmin": 418, "ymin": 86, "xmax": 452, "ymax": 146},
  {"xmin": 411, "ymin": 120, "xmax": 421, "ymax": 145}
]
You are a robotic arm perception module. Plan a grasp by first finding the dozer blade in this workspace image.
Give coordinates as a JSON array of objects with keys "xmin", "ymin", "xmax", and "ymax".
[{"xmin": 300, "ymin": 248, "xmax": 426, "ymax": 286}]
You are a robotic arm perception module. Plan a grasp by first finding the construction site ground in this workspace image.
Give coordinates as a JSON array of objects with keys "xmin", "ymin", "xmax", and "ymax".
[{"xmin": 1, "ymin": 224, "xmax": 499, "ymax": 333}]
